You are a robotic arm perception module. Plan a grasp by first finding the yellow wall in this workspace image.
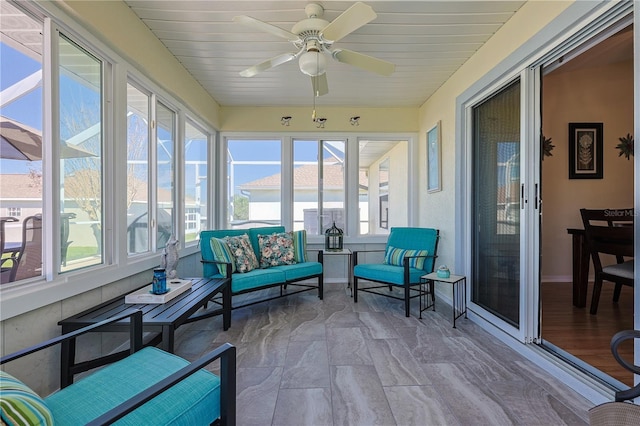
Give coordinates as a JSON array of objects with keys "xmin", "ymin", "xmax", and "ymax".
[
  {"xmin": 220, "ymin": 106, "xmax": 417, "ymax": 132},
  {"xmin": 57, "ymin": 0, "xmax": 221, "ymax": 128},
  {"xmin": 541, "ymin": 60, "xmax": 634, "ymax": 280},
  {"xmin": 417, "ymin": 1, "xmax": 574, "ymax": 269}
]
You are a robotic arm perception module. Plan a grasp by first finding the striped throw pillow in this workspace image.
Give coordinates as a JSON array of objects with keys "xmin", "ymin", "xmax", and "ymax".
[
  {"xmin": 289, "ymin": 230, "xmax": 308, "ymax": 263},
  {"xmin": 384, "ymin": 246, "xmax": 429, "ymax": 270},
  {"xmin": 0, "ymin": 371, "xmax": 53, "ymax": 426},
  {"xmin": 209, "ymin": 237, "xmax": 236, "ymax": 277}
]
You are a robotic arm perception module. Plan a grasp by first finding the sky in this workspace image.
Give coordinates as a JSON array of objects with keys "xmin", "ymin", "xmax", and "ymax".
[{"xmin": 1, "ymin": 43, "xmax": 44, "ymax": 174}]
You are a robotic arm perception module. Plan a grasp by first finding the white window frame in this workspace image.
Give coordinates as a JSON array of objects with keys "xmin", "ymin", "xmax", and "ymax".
[{"xmin": 220, "ymin": 132, "xmax": 418, "ymax": 244}]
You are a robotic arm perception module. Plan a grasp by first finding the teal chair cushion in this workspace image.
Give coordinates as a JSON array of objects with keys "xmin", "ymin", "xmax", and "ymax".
[
  {"xmin": 354, "ymin": 263, "xmax": 425, "ymax": 285},
  {"xmin": 230, "ymin": 268, "xmax": 286, "ymax": 293},
  {"xmin": 272, "ymin": 262, "xmax": 322, "ymax": 282},
  {"xmin": 45, "ymin": 347, "xmax": 221, "ymax": 425}
]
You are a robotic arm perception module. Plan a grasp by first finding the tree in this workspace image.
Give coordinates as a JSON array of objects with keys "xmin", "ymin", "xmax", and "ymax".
[{"xmin": 233, "ymin": 195, "xmax": 249, "ymax": 220}]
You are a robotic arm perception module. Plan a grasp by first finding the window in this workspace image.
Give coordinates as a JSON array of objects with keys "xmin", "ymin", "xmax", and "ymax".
[
  {"xmin": 7, "ymin": 208, "xmax": 22, "ymax": 217},
  {"xmin": 58, "ymin": 34, "xmax": 103, "ymax": 273},
  {"xmin": 0, "ymin": 4, "xmax": 44, "ymax": 282},
  {"xmin": 293, "ymin": 139, "xmax": 345, "ymax": 234},
  {"xmin": 184, "ymin": 120, "xmax": 208, "ymax": 243},
  {"xmin": 1, "ymin": 1, "xmax": 215, "ymax": 297},
  {"xmin": 227, "ymin": 139, "xmax": 281, "ymax": 228},
  {"xmin": 126, "ymin": 82, "xmax": 151, "ymax": 254},
  {"xmin": 156, "ymin": 102, "xmax": 175, "ymax": 248},
  {"xmin": 379, "ymin": 158, "xmax": 389, "ymax": 229},
  {"xmin": 185, "ymin": 208, "xmax": 198, "ymax": 231},
  {"xmin": 358, "ymin": 140, "xmax": 409, "ymax": 235}
]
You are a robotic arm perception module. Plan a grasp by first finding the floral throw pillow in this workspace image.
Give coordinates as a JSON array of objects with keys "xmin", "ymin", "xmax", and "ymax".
[
  {"xmin": 224, "ymin": 234, "xmax": 259, "ymax": 273},
  {"xmin": 258, "ymin": 232, "xmax": 296, "ymax": 268}
]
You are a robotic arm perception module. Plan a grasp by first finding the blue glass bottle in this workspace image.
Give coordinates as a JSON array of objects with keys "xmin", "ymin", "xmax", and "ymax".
[{"xmin": 152, "ymin": 268, "xmax": 168, "ymax": 294}]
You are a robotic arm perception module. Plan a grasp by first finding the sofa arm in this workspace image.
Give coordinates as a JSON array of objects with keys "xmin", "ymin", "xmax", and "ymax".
[
  {"xmin": 201, "ymin": 259, "xmax": 233, "ymax": 278},
  {"xmin": 0, "ymin": 310, "xmax": 143, "ymax": 366},
  {"xmin": 88, "ymin": 343, "xmax": 237, "ymax": 426}
]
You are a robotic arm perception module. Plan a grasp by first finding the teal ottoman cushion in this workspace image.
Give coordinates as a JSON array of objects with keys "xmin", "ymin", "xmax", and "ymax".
[{"xmin": 45, "ymin": 347, "xmax": 221, "ymax": 425}]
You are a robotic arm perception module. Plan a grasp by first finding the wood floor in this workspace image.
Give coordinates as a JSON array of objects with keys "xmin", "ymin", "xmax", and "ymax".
[{"xmin": 541, "ymin": 281, "xmax": 634, "ymax": 386}]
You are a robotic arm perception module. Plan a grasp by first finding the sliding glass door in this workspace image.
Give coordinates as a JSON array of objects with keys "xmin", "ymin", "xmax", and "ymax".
[{"xmin": 471, "ymin": 80, "xmax": 523, "ymax": 329}]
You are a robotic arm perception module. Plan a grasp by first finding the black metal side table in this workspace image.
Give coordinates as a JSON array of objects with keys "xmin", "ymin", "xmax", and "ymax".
[{"xmin": 420, "ymin": 272, "xmax": 468, "ymax": 328}]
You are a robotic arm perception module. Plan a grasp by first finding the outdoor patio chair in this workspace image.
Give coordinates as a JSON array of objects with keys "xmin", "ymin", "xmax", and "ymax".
[
  {"xmin": 0, "ymin": 216, "xmax": 19, "ymax": 283},
  {"xmin": 353, "ymin": 227, "xmax": 439, "ymax": 317},
  {"xmin": 580, "ymin": 208, "xmax": 634, "ymax": 315},
  {"xmin": 14, "ymin": 214, "xmax": 42, "ymax": 281}
]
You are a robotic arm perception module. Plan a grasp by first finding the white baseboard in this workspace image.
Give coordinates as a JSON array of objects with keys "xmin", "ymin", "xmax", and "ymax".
[{"xmin": 541, "ymin": 274, "xmax": 593, "ymax": 283}]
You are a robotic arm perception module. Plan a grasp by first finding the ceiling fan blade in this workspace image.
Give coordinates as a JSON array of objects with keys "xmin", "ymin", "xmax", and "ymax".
[
  {"xmin": 333, "ymin": 49, "xmax": 395, "ymax": 76},
  {"xmin": 233, "ymin": 15, "xmax": 299, "ymax": 42},
  {"xmin": 321, "ymin": 2, "xmax": 377, "ymax": 43},
  {"xmin": 311, "ymin": 73, "xmax": 329, "ymax": 97},
  {"xmin": 239, "ymin": 52, "xmax": 297, "ymax": 77}
]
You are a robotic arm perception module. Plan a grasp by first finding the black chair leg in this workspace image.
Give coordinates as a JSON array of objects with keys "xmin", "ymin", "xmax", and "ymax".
[
  {"xmin": 353, "ymin": 277, "xmax": 358, "ymax": 303},
  {"xmin": 404, "ymin": 284, "xmax": 410, "ymax": 317},
  {"xmin": 590, "ymin": 277, "xmax": 603, "ymax": 315},
  {"xmin": 613, "ymin": 282, "xmax": 623, "ymax": 302}
]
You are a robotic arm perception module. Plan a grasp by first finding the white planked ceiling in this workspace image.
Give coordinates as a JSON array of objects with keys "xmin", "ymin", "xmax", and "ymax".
[{"xmin": 124, "ymin": 1, "xmax": 526, "ymax": 108}]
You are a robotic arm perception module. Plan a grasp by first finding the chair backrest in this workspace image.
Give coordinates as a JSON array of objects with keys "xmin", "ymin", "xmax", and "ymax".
[
  {"xmin": 200, "ymin": 226, "xmax": 285, "ymax": 277},
  {"xmin": 14, "ymin": 215, "xmax": 43, "ymax": 281},
  {"xmin": 386, "ymin": 227, "xmax": 440, "ymax": 272},
  {"xmin": 580, "ymin": 208, "xmax": 634, "ymax": 273},
  {"xmin": 1, "ymin": 217, "xmax": 20, "ymax": 283}
]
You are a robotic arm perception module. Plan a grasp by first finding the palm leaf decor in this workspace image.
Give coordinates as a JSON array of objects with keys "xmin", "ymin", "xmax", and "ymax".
[
  {"xmin": 615, "ymin": 133, "xmax": 634, "ymax": 160},
  {"xmin": 541, "ymin": 134, "xmax": 554, "ymax": 160}
]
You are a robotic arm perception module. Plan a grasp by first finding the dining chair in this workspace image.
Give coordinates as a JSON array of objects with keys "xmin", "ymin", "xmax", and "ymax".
[
  {"xmin": 14, "ymin": 214, "xmax": 43, "ymax": 281},
  {"xmin": 1, "ymin": 216, "xmax": 20, "ymax": 283},
  {"xmin": 580, "ymin": 208, "xmax": 634, "ymax": 315}
]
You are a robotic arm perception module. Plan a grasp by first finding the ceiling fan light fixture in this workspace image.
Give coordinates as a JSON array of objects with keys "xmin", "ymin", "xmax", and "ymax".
[{"xmin": 299, "ymin": 51, "xmax": 326, "ymax": 76}]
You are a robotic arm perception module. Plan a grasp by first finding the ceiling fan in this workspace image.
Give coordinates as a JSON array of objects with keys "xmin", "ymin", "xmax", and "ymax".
[{"xmin": 233, "ymin": 2, "xmax": 395, "ymax": 97}]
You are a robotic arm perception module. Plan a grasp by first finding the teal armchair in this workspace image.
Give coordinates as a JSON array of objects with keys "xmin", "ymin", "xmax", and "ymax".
[
  {"xmin": 353, "ymin": 227, "xmax": 439, "ymax": 317},
  {"xmin": 0, "ymin": 310, "xmax": 236, "ymax": 425}
]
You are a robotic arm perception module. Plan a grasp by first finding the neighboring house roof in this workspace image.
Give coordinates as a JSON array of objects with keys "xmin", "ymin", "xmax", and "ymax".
[
  {"xmin": 0, "ymin": 173, "xmax": 194, "ymax": 205},
  {"xmin": 239, "ymin": 164, "xmax": 369, "ymax": 190},
  {"xmin": 0, "ymin": 173, "xmax": 42, "ymax": 199}
]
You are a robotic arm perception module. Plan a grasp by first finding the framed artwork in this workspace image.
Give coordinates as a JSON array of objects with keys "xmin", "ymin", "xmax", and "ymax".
[
  {"xmin": 568, "ymin": 122, "xmax": 603, "ymax": 179},
  {"xmin": 427, "ymin": 121, "xmax": 441, "ymax": 192}
]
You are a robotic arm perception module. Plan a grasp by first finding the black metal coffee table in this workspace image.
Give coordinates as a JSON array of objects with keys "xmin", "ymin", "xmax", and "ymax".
[{"xmin": 58, "ymin": 277, "xmax": 230, "ymax": 386}]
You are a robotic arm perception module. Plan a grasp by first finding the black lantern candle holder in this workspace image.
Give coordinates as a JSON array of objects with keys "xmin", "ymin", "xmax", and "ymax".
[{"xmin": 325, "ymin": 222, "xmax": 343, "ymax": 251}]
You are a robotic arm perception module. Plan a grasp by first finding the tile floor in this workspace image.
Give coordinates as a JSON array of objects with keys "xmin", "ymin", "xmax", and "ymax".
[{"xmin": 174, "ymin": 283, "xmax": 593, "ymax": 425}]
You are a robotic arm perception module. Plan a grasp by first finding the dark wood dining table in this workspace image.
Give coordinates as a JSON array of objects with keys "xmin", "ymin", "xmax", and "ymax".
[{"xmin": 567, "ymin": 228, "xmax": 590, "ymax": 307}]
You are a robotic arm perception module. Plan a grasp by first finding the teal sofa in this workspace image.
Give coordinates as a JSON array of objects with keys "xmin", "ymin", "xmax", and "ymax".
[
  {"xmin": 201, "ymin": 226, "xmax": 323, "ymax": 310},
  {"xmin": 0, "ymin": 310, "xmax": 236, "ymax": 426},
  {"xmin": 353, "ymin": 227, "xmax": 439, "ymax": 317}
]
